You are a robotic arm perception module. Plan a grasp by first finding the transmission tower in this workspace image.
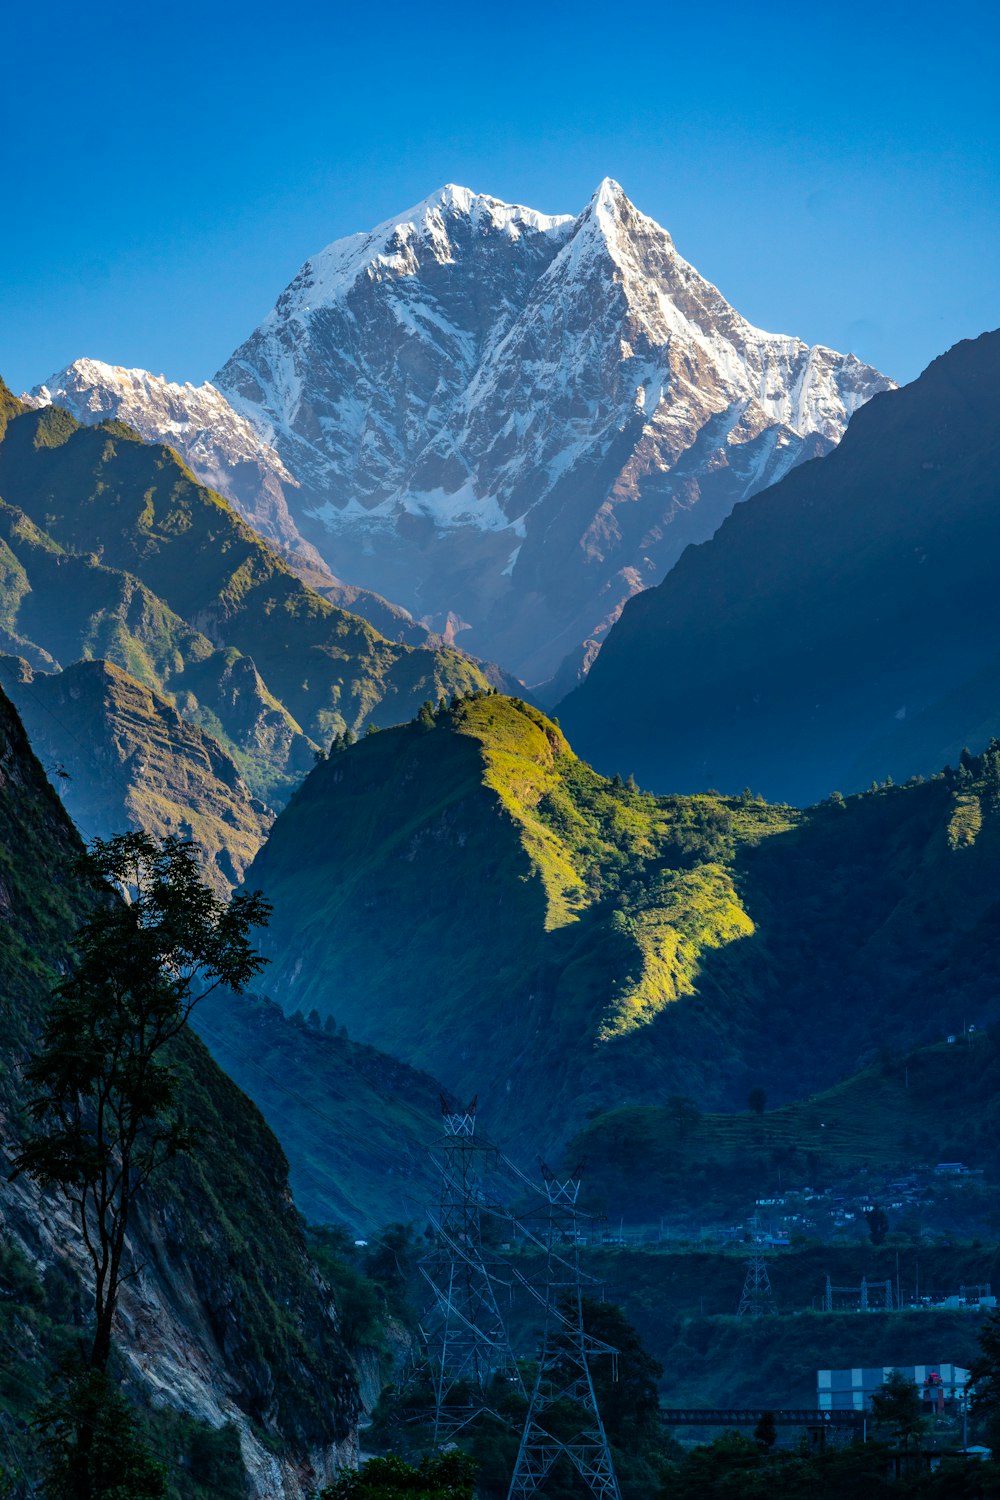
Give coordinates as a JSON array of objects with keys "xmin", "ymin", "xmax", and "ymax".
[
  {"xmin": 507, "ymin": 1164, "xmax": 622, "ymax": 1500},
  {"xmin": 417, "ymin": 1095, "xmax": 524, "ymax": 1443},
  {"xmin": 736, "ymin": 1214, "xmax": 776, "ymax": 1318}
]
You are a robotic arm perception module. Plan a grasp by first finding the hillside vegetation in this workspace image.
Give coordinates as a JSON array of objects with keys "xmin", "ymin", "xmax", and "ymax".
[
  {"xmin": 572, "ymin": 1038, "xmax": 1000, "ymax": 1219},
  {"xmin": 0, "ymin": 378, "xmax": 498, "ymax": 805},
  {"xmin": 244, "ymin": 694, "xmax": 1000, "ymax": 1156},
  {"xmin": 0, "ymin": 682, "xmax": 359, "ymax": 1489},
  {"xmin": 193, "ymin": 992, "xmax": 442, "ymax": 1230},
  {"xmin": 0, "ymin": 655, "xmax": 272, "ymax": 892}
]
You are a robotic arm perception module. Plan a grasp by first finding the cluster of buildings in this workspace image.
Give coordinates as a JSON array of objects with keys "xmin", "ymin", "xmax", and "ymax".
[{"xmin": 817, "ymin": 1364, "xmax": 970, "ymax": 1413}]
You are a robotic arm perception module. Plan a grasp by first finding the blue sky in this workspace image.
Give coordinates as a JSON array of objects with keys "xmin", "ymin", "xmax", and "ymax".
[{"xmin": 2, "ymin": 0, "xmax": 997, "ymax": 392}]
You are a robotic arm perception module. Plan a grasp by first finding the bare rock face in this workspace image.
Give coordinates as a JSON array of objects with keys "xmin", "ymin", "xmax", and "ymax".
[{"xmin": 215, "ymin": 180, "xmax": 893, "ymax": 688}]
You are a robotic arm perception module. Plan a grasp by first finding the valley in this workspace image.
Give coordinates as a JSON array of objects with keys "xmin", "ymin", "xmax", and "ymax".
[{"xmin": 0, "ymin": 48, "xmax": 996, "ymax": 1492}]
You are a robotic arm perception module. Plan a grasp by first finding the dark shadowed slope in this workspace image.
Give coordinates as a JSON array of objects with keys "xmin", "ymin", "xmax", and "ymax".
[
  {"xmin": 560, "ymin": 330, "xmax": 1000, "ymax": 805},
  {"xmin": 0, "ymin": 655, "xmax": 272, "ymax": 893},
  {"xmin": 0, "ymin": 683, "xmax": 359, "ymax": 1490}
]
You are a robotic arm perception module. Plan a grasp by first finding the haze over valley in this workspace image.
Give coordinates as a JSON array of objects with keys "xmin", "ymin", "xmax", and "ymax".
[{"xmin": 1, "ymin": 8, "xmax": 998, "ymax": 1496}]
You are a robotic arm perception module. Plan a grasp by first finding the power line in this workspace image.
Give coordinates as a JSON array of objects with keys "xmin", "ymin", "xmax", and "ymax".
[
  {"xmin": 508, "ymin": 1164, "xmax": 622, "ymax": 1500},
  {"xmin": 737, "ymin": 1213, "xmax": 777, "ymax": 1319},
  {"xmin": 413, "ymin": 1097, "xmax": 525, "ymax": 1443}
]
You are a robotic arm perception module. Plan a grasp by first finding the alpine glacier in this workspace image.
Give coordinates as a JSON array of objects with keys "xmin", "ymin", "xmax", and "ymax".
[{"xmin": 215, "ymin": 179, "xmax": 893, "ymax": 687}]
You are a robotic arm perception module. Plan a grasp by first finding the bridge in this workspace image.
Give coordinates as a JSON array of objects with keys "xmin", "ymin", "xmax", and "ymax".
[{"xmin": 660, "ymin": 1408, "xmax": 863, "ymax": 1428}]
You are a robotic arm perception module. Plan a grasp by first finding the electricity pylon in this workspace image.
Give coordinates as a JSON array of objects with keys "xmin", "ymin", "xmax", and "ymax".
[
  {"xmin": 507, "ymin": 1164, "xmax": 622, "ymax": 1500},
  {"xmin": 736, "ymin": 1213, "xmax": 776, "ymax": 1318},
  {"xmin": 418, "ymin": 1096, "xmax": 524, "ymax": 1442}
]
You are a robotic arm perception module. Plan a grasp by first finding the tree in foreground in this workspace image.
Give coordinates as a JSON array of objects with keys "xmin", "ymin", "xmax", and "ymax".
[
  {"xmin": 14, "ymin": 832, "xmax": 270, "ymax": 1372},
  {"xmin": 33, "ymin": 1369, "xmax": 167, "ymax": 1500},
  {"xmin": 11, "ymin": 833, "xmax": 269, "ymax": 1498},
  {"xmin": 969, "ymin": 1307, "xmax": 1000, "ymax": 1451}
]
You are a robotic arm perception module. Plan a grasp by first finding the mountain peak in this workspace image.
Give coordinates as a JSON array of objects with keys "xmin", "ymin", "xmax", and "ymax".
[
  {"xmin": 414, "ymin": 182, "xmax": 476, "ymax": 214},
  {"xmin": 575, "ymin": 175, "xmax": 674, "ymax": 256},
  {"xmin": 213, "ymin": 182, "xmax": 892, "ymax": 684},
  {"xmin": 592, "ymin": 175, "xmax": 628, "ymax": 207},
  {"xmin": 271, "ymin": 186, "xmax": 572, "ymax": 319},
  {"xmin": 30, "ymin": 357, "xmax": 210, "ymax": 408}
]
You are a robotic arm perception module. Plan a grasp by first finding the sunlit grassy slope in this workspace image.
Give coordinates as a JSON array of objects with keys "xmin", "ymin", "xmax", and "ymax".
[{"xmin": 246, "ymin": 694, "xmax": 1000, "ymax": 1154}]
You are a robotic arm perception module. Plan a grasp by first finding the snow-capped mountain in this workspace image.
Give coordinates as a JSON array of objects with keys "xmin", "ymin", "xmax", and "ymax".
[
  {"xmin": 24, "ymin": 360, "xmax": 431, "ymax": 645},
  {"xmin": 215, "ymin": 179, "xmax": 893, "ymax": 688}
]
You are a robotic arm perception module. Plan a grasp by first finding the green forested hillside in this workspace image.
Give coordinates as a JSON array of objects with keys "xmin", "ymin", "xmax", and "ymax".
[
  {"xmin": 0, "ymin": 490, "xmax": 314, "ymax": 800},
  {"xmin": 0, "ymin": 683, "xmax": 359, "ymax": 1487},
  {"xmin": 0, "ymin": 655, "xmax": 272, "ymax": 892},
  {"xmin": 193, "ymin": 991, "xmax": 442, "ymax": 1230},
  {"xmin": 244, "ymin": 693, "xmax": 1000, "ymax": 1155},
  {"xmin": 571, "ymin": 1038, "xmax": 1000, "ymax": 1220},
  {"xmin": 0, "ymin": 379, "xmax": 498, "ymax": 803}
]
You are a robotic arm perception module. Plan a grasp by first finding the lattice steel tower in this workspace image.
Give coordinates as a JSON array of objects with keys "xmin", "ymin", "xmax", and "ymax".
[
  {"xmin": 418, "ymin": 1096, "xmax": 524, "ymax": 1443},
  {"xmin": 736, "ymin": 1213, "xmax": 777, "ymax": 1318},
  {"xmin": 507, "ymin": 1164, "xmax": 622, "ymax": 1500}
]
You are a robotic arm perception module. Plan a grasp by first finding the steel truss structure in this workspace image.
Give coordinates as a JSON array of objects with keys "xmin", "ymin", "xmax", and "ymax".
[
  {"xmin": 737, "ymin": 1214, "xmax": 777, "ymax": 1318},
  {"xmin": 417, "ymin": 1097, "xmax": 524, "ymax": 1443},
  {"xmin": 824, "ymin": 1274, "xmax": 893, "ymax": 1312},
  {"xmin": 507, "ymin": 1164, "xmax": 622, "ymax": 1500}
]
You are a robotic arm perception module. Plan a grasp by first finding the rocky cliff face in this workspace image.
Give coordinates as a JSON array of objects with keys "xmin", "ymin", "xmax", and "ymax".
[
  {"xmin": 0, "ymin": 684, "xmax": 360, "ymax": 1496},
  {"xmin": 215, "ymin": 180, "xmax": 892, "ymax": 687}
]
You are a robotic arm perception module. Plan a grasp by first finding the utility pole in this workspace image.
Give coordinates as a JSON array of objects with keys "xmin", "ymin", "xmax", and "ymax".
[
  {"xmin": 507, "ymin": 1164, "xmax": 622, "ymax": 1500},
  {"xmin": 737, "ymin": 1214, "xmax": 776, "ymax": 1318},
  {"xmin": 417, "ymin": 1095, "xmax": 524, "ymax": 1443}
]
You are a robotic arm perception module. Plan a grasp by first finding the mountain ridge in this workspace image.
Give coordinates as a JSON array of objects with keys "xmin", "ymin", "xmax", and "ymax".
[
  {"xmin": 240, "ymin": 694, "xmax": 1000, "ymax": 1160},
  {"xmin": 0, "ymin": 384, "xmax": 500, "ymax": 807},
  {"xmin": 0, "ymin": 654, "xmax": 272, "ymax": 893},
  {"xmin": 215, "ymin": 179, "xmax": 892, "ymax": 686},
  {"xmin": 24, "ymin": 359, "xmax": 438, "ymax": 647},
  {"xmin": 559, "ymin": 328, "xmax": 1000, "ymax": 804}
]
